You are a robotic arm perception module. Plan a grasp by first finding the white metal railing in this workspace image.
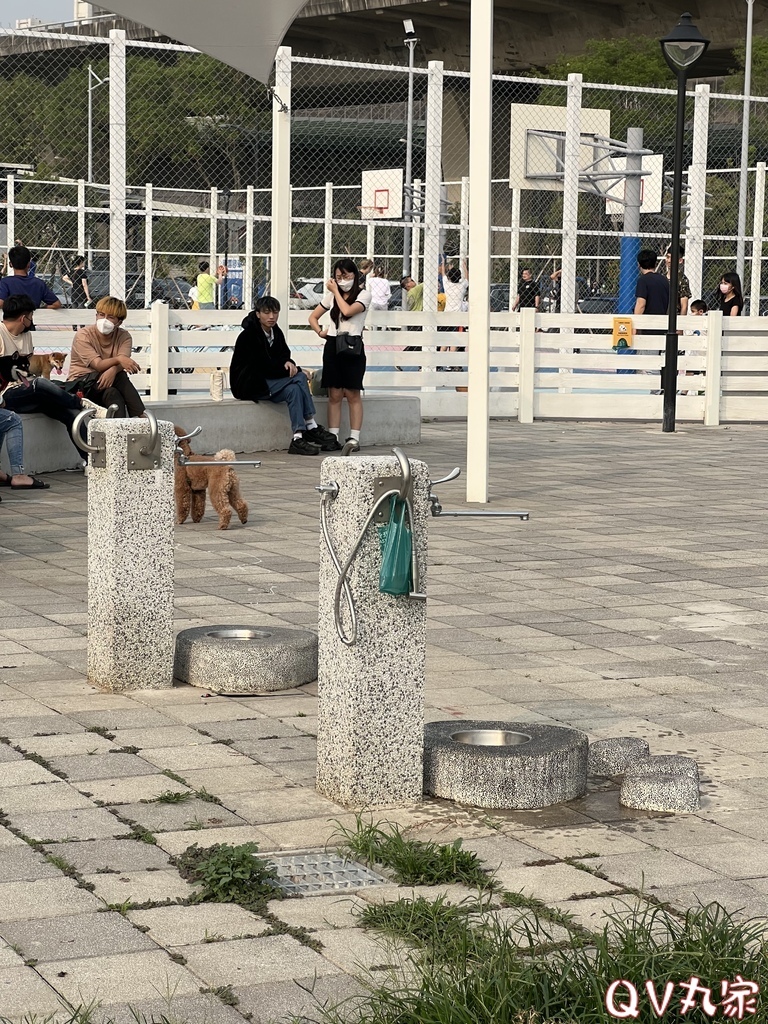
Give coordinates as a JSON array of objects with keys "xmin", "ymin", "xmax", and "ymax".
[{"xmin": 29, "ymin": 306, "xmax": 768, "ymax": 424}]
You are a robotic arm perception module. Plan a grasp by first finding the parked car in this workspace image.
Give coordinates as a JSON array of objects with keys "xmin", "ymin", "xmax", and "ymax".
[{"xmin": 578, "ymin": 295, "xmax": 618, "ymax": 315}]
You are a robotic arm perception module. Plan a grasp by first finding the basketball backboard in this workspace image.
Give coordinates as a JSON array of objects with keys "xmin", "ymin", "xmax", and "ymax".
[
  {"xmin": 361, "ymin": 169, "xmax": 403, "ymax": 219},
  {"xmin": 510, "ymin": 104, "xmax": 612, "ymax": 192},
  {"xmin": 605, "ymin": 154, "xmax": 664, "ymax": 215}
]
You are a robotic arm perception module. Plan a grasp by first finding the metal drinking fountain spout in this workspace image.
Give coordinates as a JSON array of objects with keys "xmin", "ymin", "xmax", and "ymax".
[{"xmin": 428, "ymin": 467, "xmax": 529, "ymax": 520}]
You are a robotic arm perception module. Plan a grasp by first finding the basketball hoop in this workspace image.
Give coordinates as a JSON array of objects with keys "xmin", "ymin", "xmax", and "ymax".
[{"xmin": 359, "ymin": 205, "xmax": 387, "ymax": 219}]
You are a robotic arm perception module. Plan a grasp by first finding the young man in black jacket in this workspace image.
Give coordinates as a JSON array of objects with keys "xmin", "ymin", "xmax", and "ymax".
[{"xmin": 230, "ymin": 295, "xmax": 340, "ymax": 455}]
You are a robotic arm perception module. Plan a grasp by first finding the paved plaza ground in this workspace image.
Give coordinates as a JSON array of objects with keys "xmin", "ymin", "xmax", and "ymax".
[{"xmin": 3, "ymin": 418, "xmax": 768, "ymax": 1021}]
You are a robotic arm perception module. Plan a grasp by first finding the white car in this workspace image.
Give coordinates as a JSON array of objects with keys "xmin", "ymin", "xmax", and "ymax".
[{"xmin": 290, "ymin": 278, "xmax": 325, "ymax": 309}]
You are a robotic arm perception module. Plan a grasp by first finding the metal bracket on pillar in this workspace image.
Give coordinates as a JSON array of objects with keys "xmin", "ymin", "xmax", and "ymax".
[{"xmin": 127, "ymin": 409, "xmax": 161, "ymax": 470}]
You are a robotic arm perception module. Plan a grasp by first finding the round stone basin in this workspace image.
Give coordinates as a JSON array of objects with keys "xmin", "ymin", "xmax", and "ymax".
[
  {"xmin": 206, "ymin": 628, "xmax": 272, "ymax": 641},
  {"xmin": 451, "ymin": 729, "xmax": 531, "ymax": 747}
]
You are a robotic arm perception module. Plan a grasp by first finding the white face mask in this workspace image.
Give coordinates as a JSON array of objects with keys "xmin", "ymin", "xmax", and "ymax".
[
  {"xmin": 96, "ymin": 318, "xmax": 116, "ymax": 335},
  {"xmin": 719, "ymin": 283, "xmax": 731, "ymax": 294},
  {"xmin": 337, "ymin": 277, "xmax": 355, "ymax": 292}
]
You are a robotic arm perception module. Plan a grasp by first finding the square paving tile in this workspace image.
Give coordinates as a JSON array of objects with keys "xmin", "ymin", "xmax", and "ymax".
[
  {"xmin": 83, "ymin": 869, "xmax": 196, "ymax": 905},
  {"xmin": 0, "ymin": 966, "xmax": 63, "ymax": 1018},
  {"xmin": 0, "ymin": 761, "xmax": 60, "ymax": 787},
  {"xmin": 0, "ymin": 781, "xmax": 94, "ymax": 814},
  {"xmin": 178, "ymin": 765, "xmax": 284, "ymax": 794},
  {"xmin": 673, "ymin": 839, "xmax": 768, "ymax": 880},
  {"xmin": 2, "ymin": 715, "xmax": 86, "ymax": 738},
  {"xmin": 584, "ymin": 850, "xmax": 723, "ymax": 891},
  {"xmin": 234, "ymin": 975, "xmax": 365, "ymax": 1024},
  {"xmin": 1, "ymin": 911, "xmax": 156, "ymax": 962},
  {"xmin": 0, "ymin": 878, "xmax": 102, "ymax": 921},
  {"xmin": 139, "ymin": 745, "xmax": 256, "ymax": 772},
  {"xmin": 182, "ymin": 935, "xmax": 338, "ymax": 988},
  {"xmin": 154, "ymin": 825, "xmax": 275, "ymax": 857},
  {"xmin": 0, "ymin": 845, "xmax": 61, "ymax": 882},
  {"xmin": 224, "ymin": 789, "xmax": 343, "ymax": 826},
  {"xmin": 47, "ymin": 752, "xmax": 158, "ymax": 782},
  {"xmin": 129, "ymin": 903, "xmax": 265, "ymax": 946},
  {"xmin": 8, "ymin": 806, "xmax": 131, "ymax": 842},
  {"xmin": 76, "ymin": 774, "xmax": 193, "ymax": 805},
  {"xmin": 14, "ymin": 733, "xmax": 115, "ymax": 758},
  {"xmin": 47, "ymin": 839, "xmax": 171, "ymax": 874},
  {"xmin": 117, "ymin": 798, "xmax": 246, "ymax": 833},
  {"xmin": 37, "ymin": 950, "xmax": 200, "ymax": 1005}
]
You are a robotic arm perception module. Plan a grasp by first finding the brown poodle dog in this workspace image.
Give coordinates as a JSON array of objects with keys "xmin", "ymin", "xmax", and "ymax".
[{"xmin": 174, "ymin": 426, "xmax": 248, "ymax": 530}]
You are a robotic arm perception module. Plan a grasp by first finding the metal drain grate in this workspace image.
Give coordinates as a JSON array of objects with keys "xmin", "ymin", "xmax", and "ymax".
[{"xmin": 266, "ymin": 851, "xmax": 388, "ymax": 896}]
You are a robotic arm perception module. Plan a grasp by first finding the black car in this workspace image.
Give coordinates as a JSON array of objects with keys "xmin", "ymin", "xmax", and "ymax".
[{"xmin": 578, "ymin": 295, "xmax": 618, "ymax": 315}]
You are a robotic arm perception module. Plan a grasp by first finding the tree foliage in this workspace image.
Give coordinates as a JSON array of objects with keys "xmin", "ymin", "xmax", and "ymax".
[{"xmin": 544, "ymin": 36, "xmax": 672, "ymax": 89}]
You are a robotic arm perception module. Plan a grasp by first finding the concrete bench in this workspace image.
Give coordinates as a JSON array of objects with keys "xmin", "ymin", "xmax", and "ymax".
[{"xmin": 1, "ymin": 395, "xmax": 422, "ymax": 475}]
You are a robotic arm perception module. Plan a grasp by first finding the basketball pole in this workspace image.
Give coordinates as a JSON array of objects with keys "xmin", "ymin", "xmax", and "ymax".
[{"xmin": 466, "ymin": 0, "xmax": 493, "ymax": 504}]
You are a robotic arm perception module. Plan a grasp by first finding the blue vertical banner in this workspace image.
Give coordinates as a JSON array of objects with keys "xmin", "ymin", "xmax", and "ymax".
[{"xmin": 617, "ymin": 236, "xmax": 641, "ymax": 315}]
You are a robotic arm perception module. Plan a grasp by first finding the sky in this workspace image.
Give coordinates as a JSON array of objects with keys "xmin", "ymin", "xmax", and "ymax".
[{"xmin": 0, "ymin": 0, "xmax": 75, "ymax": 26}]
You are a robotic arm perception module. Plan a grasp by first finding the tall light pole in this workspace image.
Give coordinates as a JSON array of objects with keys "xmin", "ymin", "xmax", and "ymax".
[
  {"xmin": 87, "ymin": 63, "xmax": 109, "ymax": 183},
  {"xmin": 660, "ymin": 13, "xmax": 710, "ymax": 433},
  {"xmin": 736, "ymin": 0, "xmax": 755, "ymax": 283},
  {"xmin": 402, "ymin": 18, "xmax": 418, "ymax": 290}
]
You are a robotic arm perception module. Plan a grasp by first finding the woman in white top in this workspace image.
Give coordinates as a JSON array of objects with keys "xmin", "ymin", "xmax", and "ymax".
[
  {"xmin": 309, "ymin": 258, "xmax": 370, "ymax": 448},
  {"xmin": 368, "ymin": 265, "xmax": 392, "ymax": 311}
]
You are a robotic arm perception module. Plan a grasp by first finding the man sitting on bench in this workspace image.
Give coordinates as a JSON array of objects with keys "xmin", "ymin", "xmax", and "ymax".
[{"xmin": 230, "ymin": 295, "xmax": 340, "ymax": 456}]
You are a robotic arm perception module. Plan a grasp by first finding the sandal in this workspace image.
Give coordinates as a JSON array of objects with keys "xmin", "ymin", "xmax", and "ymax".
[{"xmin": 10, "ymin": 477, "xmax": 50, "ymax": 490}]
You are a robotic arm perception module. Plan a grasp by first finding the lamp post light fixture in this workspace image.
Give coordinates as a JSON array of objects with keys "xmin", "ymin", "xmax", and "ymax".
[
  {"xmin": 659, "ymin": 12, "xmax": 710, "ymax": 433},
  {"xmin": 402, "ymin": 18, "xmax": 419, "ymax": 291}
]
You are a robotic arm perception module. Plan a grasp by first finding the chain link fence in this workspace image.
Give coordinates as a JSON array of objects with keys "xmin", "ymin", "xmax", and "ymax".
[{"xmin": 1, "ymin": 28, "xmax": 766, "ymax": 321}]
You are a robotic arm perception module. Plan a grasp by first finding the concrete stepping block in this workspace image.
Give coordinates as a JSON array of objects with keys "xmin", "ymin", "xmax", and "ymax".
[
  {"xmin": 620, "ymin": 772, "xmax": 700, "ymax": 813},
  {"xmin": 174, "ymin": 625, "xmax": 317, "ymax": 694},
  {"xmin": 588, "ymin": 737, "xmax": 650, "ymax": 775},
  {"xmin": 627, "ymin": 755, "xmax": 699, "ymax": 781},
  {"xmin": 424, "ymin": 720, "xmax": 588, "ymax": 810}
]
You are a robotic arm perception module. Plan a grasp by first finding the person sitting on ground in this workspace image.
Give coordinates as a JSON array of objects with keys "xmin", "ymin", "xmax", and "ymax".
[
  {"xmin": 230, "ymin": 295, "xmax": 340, "ymax": 456},
  {"xmin": 196, "ymin": 261, "xmax": 227, "ymax": 310},
  {"xmin": 0, "ymin": 405, "xmax": 49, "ymax": 491},
  {"xmin": 68, "ymin": 297, "xmax": 146, "ymax": 418},
  {"xmin": 0, "ymin": 245, "xmax": 62, "ymax": 310},
  {"xmin": 0, "ymin": 295, "xmax": 87, "ymax": 462}
]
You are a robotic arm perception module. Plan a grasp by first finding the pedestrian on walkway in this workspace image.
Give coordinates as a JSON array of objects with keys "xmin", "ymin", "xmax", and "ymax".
[
  {"xmin": 512, "ymin": 268, "xmax": 540, "ymax": 311},
  {"xmin": 663, "ymin": 246, "xmax": 691, "ymax": 316},
  {"xmin": 62, "ymin": 256, "xmax": 92, "ymax": 309},
  {"xmin": 309, "ymin": 258, "xmax": 370, "ymax": 450},
  {"xmin": 718, "ymin": 273, "xmax": 743, "ymax": 317},
  {"xmin": 196, "ymin": 262, "xmax": 227, "ymax": 310}
]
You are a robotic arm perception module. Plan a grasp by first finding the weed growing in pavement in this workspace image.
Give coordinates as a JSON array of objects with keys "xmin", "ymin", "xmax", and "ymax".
[
  {"xmin": 200, "ymin": 986, "xmax": 239, "ymax": 1007},
  {"xmin": 151, "ymin": 791, "xmax": 193, "ymax": 805},
  {"xmin": 194, "ymin": 788, "xmax": 222, "ymax": 805},
  {"xmin": 174, "ymin": 842, "xmax": 282, "ymax": 910},
  {"xmin": 332, "ymin": 815, "xmax": 498, "ymax": 890},
  {"xmin": 319, "ymin": 900, "xmax": 768, "ymax": 1024}
]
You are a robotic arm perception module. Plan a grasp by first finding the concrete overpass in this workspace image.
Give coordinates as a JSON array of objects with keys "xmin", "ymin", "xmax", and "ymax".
[{"xmin": 1, "ymin": 0, "xmax": 764, "ymax": 75}]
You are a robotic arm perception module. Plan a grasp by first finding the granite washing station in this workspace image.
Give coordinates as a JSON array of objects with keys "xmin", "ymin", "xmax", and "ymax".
[{"xmin": 74, "ymin": 418, "xmax": 699, "ymax": 815}]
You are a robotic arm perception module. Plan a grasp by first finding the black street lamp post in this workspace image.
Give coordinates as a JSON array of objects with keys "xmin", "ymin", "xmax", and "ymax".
[{"xmin": 659, "ymin": 13, "xmax": 710, "ymax": 432}]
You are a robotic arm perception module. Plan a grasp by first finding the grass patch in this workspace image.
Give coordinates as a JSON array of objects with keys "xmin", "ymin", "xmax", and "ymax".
[
  {"xmin": 174, "ymin": 841, "xmax": 282, "ymax": 911},
  {"xmin": 332, "ymin": 815, "xmax": 497, "ymax": 890},
  {"xmin": 319, "ymin": 899, "xmax": 768, "ymax": 1024},
  {"xmin": 151, "ymin": 790, "xmax": 193, "ymax": 805},
  {"xmin": 200, "ymin": 985, "xmax": 239, "ymax": 1007}
]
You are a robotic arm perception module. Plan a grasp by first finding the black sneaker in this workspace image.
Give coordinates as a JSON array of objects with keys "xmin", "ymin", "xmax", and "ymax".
[
  {"xmin": 288, "ymin": 437, "xmax": 321, "ymax": 456},
  {"xmin": 304, "ymin": 426, "xmax": 341, "ymax": 451}
]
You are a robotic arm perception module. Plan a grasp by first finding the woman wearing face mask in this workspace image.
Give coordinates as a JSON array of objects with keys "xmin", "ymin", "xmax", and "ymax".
[
  {"xmin": 718, "ymin": 272, "xmax": 743, "ymax": 318},
  {"xmin": 68, "ymin": 296, "xmax": 145, "ymax": 417},
  {"xmin": 309, "ymin": 258, "xmax": 370, "ymax": 449}
]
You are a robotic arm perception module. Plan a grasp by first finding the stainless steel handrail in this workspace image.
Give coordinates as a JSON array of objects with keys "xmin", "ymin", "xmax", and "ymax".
[
  {"xmin": 139, "ymin": 408, "xmax": 159, "ymax": 456},
  {"xmin": 70, "ymin": 407, "xmax": 101, "ymax": 454}
]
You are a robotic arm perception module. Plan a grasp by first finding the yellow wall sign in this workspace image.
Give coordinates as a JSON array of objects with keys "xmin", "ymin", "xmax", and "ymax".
[{"xmin": 612, "ymin": 316, "xmax": 633, "ymax": 349}]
